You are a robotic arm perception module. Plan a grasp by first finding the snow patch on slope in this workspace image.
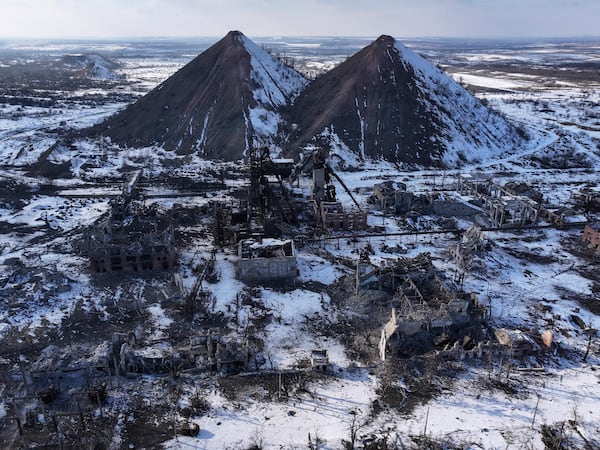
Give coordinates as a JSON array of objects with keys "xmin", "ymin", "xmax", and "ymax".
[
  {"xmin": 239, "ymin": 34, "xmax": 308, "ymax": 106},
  {"xmin": 63, "ymin": 54, "xmax": 124, "ymax": 80},
  {"xmin": 238, "ymin": 33, "xmax": 309, "ymax": 153},
  {"xmin": 393, "ymin": 41, "xmax": 527, "ymax": 166},
  {"xmin": 247, "ymin": 106, "xmax": 281, "ymax": 150},
  {"xmin": 319, "ymin": 126, "xmax": 362, "ymax": 169}
]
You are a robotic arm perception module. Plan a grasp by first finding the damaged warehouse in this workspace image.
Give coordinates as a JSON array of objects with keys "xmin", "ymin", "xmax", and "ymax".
[
  {"xmin": 457, "ymin": 174, "xmax": 540, "ymax": 227},
  {"xmin": 355, "ymin": 254, "xmax": 485, "ymax": 361},
  {"xmin": 237, "ymin": 238, "xmax": 297, "ymax": 284}
]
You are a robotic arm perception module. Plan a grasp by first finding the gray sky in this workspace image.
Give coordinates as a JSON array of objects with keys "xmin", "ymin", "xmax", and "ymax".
[{"xmin": 1, "ymin": 0, "xmax": 598, "ymax": 39}]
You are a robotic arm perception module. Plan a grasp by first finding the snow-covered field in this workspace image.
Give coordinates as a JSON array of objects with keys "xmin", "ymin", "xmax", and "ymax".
[{"xmin": 0, "ymin": 37, "xmax": 598, "ymax": 449}]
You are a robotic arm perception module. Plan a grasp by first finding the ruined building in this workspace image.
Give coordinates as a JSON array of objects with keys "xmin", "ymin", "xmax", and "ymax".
[
  {"xmin": 213, "ymin": 147, "xmax": 297, "ymax": 246},
  {"xmin": 372, "ymin": 180, "xmax": 412, "ymax": 214},
  {"xmin": 447, "ymin": 225, "xmax": 489, "ymax": 270},
  {"xmin": 457, "ymin": 174, "xmax": 540, "ymax": 227},
  {"xmin": 238, "ymin": 238, "xmax": 297, "ymax": 284},
  {"xmin": 304, "ymin": 147, "xmax": 367, "ymax": 231},
  {"xmin": 213, "ymin": 200, "xmax": 257, "ymax": 247},
  {"xmin": 81, "ymin": 171, "xmax": 176, "ymax": 273},
  {"xmin": 188, "ymin": 332, "xmax": 249, "ymax": 374},
  {"xmin": 577, "ymin": 187, "xmax": 600, "ymax": 214},
  {"xmin": 355, "ymin": 254, "xmax": 485, "ymax": 360},
  {"xmin": 317, "ymin": 201, "xmax": 368, "ymax": 232},
  {"xmin": 111, "ymin": 330, "xmax": 249, "ymax": 375},
  {"xmin": 311, "ymin": 349, "xmax": 329, "ymax": 373},
  {"xmin": 371, "ymin": 180, "xmax": 482, "ymax": 221}
]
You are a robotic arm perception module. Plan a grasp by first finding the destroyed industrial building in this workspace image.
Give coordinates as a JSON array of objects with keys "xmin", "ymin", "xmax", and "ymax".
[
  {"xmin": 238, "ymin": 238, "xmax": 297, "ymax": 284},
  {"xmin": 457, "ymin": 174, "xmax": 540, "ymax": 227},
  {"xmin": 212, "ymin": 145, "xmax": 370, "ymax": 284},
  {"xmin": 304, "ymin": 147, "xmax": 367, "ymax": 231},
  {"xmin": 80, "ymin": 171, "xmax": 176, "ymax": 273},
  {"xmin": 354, "ymin": 253, "xmax": 485, "ymax": 360}
]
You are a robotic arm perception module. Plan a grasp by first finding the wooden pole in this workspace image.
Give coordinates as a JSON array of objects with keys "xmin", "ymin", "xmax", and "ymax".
[
  {"xmin": 583, "ymin": 328, "xmax": 595, "ymax": 363},
  {"xmin": 531, "ymin": 394, "xmax": 541, "ymax": 429},
  {"xmin": 18, "ymin": 359, "xmax": 29, "ymax": 391},
  {"xmin": 423, "ymin": 406, "xmax": 429, "ymax": 437},
  {"xmin": 506, "ymin": 348, "xmax": 513, "ymax": 381},
  {"xmin": 278, "ymin": 372, "xmax": 282, "ymax": 401}
]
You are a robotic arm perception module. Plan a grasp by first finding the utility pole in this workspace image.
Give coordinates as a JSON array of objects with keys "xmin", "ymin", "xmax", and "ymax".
[
  {"xmin": 423, "ymin": 406, "xmax": 430, "ymax": 437},
  {"xmin": 583, "ymin": 327, "xmax": 596, "ymax": 363},
  {"xmin": 531, "ymin": 393, "xmax": 541, "ymax": 429}
]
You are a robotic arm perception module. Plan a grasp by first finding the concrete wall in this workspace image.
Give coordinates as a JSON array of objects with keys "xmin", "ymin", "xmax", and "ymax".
[
  {"xmin": 433, "ymin": 199, "xmax": 481, "ymax": 218},
  {"xmin": 91, "ymin": 247, "xmax": 176, "ymax": 273},
  {"xmin": 238, "ymin": 256, "xmax": 297, "ymax": 283},
  {"xmin": 320, "ymin": 202, "xmax": 368, "ymax": 231}
]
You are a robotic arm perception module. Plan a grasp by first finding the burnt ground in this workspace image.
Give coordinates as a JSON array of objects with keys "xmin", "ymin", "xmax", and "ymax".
[
  {"xmin": 563, "ymin": 235, "xmax": 600, "ymax": 314},
  {"xmin": 0, "ymin": 58, "xmax": 136, "ymax": 108}
]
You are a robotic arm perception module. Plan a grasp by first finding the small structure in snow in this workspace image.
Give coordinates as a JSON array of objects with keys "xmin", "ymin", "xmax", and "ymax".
[
  {"xmin": 187, "ymin": 334, "xmax": 249, "ymax": 374},
  {"xmin": 576, "ymin": 187, "xmax": 600, "ymax": 213},
  {"xmin": 317, "ymin": 201, "xmax": 368, "ymax": 231},
  {"xmin": 448, "ymin": 225, "xmax": 488, "ymax": 270},
  {"xmin": 494, "ymin": 328, "xmax": 537, "ymax": 356},
  {"xmin": 372, "ymin": 180, "xmax": 412, "ymax": 214},
  {"xmin": 311, "ymin": 349, "xmax": 329, "ymax": 372}
]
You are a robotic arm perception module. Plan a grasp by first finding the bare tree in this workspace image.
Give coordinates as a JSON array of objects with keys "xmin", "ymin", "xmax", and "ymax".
[
  {"xmin": 308, "ymin": 429, "xmax": 325, "ymax": 450},
  {"xmin": 248, "ymin": 426, "xmax": 264, "ymax": 450},
  {"xmin": 342, "ymin": 410, "xmax": 365, "ymax": 450}
]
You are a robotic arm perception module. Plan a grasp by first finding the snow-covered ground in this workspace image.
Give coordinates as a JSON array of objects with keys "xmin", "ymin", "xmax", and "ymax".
[{"xmin": 0, "ymin": 37, "xmax": 598, "ymax": 449}]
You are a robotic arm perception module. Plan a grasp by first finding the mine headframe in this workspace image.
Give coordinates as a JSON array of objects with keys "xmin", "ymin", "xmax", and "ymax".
[
  {"xmin": 289, "ymin": 146, "xmax": 361, "ymax": 209},
  {"xmin": 289, "ymin": 146, "xmax": 367, "ymax": 231},
  {"xmin": 247, "ymin": 146, "xmax": 298, "ymax": 226},
  {"xmin": 110, "ymin": 169, "xmax": 144, "ymax": 222},
  {"xmin": 212, "ymin": 147, "xmax": 297, "ymax": 247}
]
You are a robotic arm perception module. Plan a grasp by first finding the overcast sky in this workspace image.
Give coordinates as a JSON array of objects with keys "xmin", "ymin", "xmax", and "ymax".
[{"xmin": 0, "ymin": 0, "xmax": 598, "ymax": 39}]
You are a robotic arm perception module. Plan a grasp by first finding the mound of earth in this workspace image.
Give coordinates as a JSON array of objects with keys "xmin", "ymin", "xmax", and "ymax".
[
  {"xmin": 61, "ymin": 54, "xmax": 124, "ymax": 80},
  {"xmin": 90, "ymin": 31, "xmax": 307, "ymax": 161},
  {"xmin": 284, "ymin": 35, "xmax": 526, "ymax": 167}
]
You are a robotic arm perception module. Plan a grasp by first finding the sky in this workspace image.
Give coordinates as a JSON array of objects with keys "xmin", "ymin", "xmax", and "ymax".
[{"xmin": 0, "ymin": 0, "xmax": 598, "ymax": 39}]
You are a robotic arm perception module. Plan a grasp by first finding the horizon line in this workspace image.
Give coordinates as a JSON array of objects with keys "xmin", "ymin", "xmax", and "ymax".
[{"xmin": 1, "ymin": 34, "xmax": 599, "ymax": 42}]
